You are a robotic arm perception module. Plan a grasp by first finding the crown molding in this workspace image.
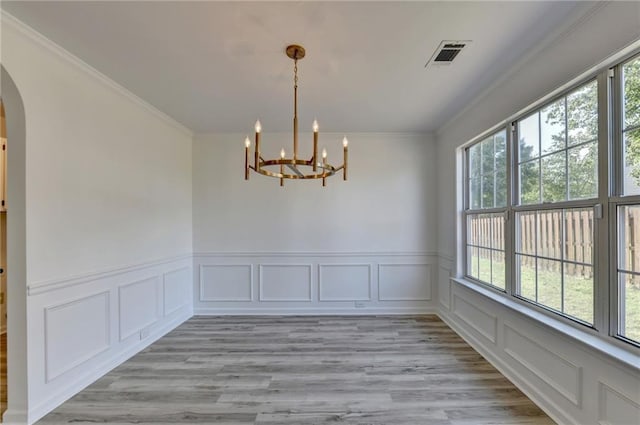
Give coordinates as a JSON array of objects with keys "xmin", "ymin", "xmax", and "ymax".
[{"xmin": 0, "ymin": 11, "xmax": 194, "ymax": 139}]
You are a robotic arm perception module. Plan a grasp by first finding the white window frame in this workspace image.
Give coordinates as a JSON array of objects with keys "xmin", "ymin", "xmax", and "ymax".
[{"xmin": 459, "ymin": 45, "xmax": 640, "ymax": 350}]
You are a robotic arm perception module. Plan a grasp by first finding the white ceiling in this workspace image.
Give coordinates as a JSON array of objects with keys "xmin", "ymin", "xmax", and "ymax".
[{"xmin": 2, "ymin": 1, "xmax": 592, "ymax": 133}]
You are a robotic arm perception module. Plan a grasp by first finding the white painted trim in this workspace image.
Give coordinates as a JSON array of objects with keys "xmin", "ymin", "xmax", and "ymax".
[
  {"xmin": 437, "ymin": 252, "xmax": 455, "ymax": 263},
  {"xmin": 0, "ymin": 12, "xmax": 193, "ymax": 138},
  {"xmin": 451, "ymin": 293, "xmax": 498, "ymax": 344},
  {"xmin": 318, "ymin": 263, "xmax": 372, "ymax": 302},
  {"xmin": 1, "ymin": 409, "xmax": 28, "ymax": 425},
  {"xmin": 194, "ymin": 251, "xmax": 436, "ymax": 258},
  {"xmin": 117, "ymin": 276, "xmax": 161, "ymax": 342},
  {"xmin": 503, "ymin": 324, "xmax": 583, "ymax": 407},
  {"xmin": 29, "ymin": 310, "xmax": 192, "ymax": 424},
  {"xmin": 28, "ymin": 253, "xmax": 191, "ymax": 295},
  {"xmin": 198, "ymin": 264, "xmax": 253, "ymax": 302},
  {"xmin": 258, "ymin": 264, "xmax": 313, "ymax": 302},
  {"xmin": 163, "ymin": 266, "xmax": 191, "ymax": 316},
  {"xmin": 378, "ymin": 263, "xmax": 432, "ymax": 301},
  {"xmin": 597, "ymin": 380, "xmax": 640, "ymax": 425},
  {"xmin": 438, "ymin": 264, "xmax": 452, "ymax": 311},
  {"xmin": 44, "ymin": 291, "xmax": 111, "ymax": 383},
  {"xmin": 195, "ymin": 307, "xmax": 438, "ymax": 316}
]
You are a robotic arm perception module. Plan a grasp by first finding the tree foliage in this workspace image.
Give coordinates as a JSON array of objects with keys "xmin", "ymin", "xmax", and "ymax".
[
  {"xmin": 624, "ymin": 58, "xmax": 640, "ymax": 186},
  {"xmin": 471, "ymin": 59, "xmax": 640, "ymax": 209}
]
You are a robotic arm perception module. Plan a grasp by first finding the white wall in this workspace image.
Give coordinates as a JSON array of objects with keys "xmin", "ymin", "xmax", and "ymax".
[
  {"xmin": 1, "ymin": 14, "xmax": 194, "ymax": 424},
  {"xmin": 193, "ymin": 132, "xmax": 438, "ymax": 314},
  {"xmin": 436, "ymin": 2, "xmax": 640, "ymax": 424}
]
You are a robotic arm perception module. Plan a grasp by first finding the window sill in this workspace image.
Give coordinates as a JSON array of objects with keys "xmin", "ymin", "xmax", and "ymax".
[{"xmin": 450, "ymin": 277, "xmax": 640, "ymax": 371}]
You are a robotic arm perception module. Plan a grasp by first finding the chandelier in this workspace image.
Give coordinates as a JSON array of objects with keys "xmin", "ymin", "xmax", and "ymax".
[{"xmin": 244, "ymin": 44, "xmax": 348, "ymax": 187}]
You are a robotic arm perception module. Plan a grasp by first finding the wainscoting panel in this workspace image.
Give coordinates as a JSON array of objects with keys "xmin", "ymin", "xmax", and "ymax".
[
  {"xmin": 378, "ymin": 263, "xmax": 432, "ymax": 301},
  {"xmin": 44, "ymin": 291, "xmax": 110, "ymax": 382},
  {"xmin": 199, "ymin": 264, "xmax": 252, "ymax": 301},
  {"xmin": 27, "ymin": 255, "xmax": 193, "ymax": 424},
  {"xmin": 118, "ymin": 276, "xmax": 161, "ymax": 341},
  {"xmin": 194, "ymin": 253, "xmax": 436, "ymax": 314},
  {"xmin": 440, "ymin": 262, "xmax": 640, "ymax": 425},
  {"xmin": 598, "ymin": 381, "xmax": 640, "ymax": 425},
  {"xmin": 319, "ymin": 264, "xmax": 371, "ymax": 301},
  {"xmin": 163, "ymin": 267, "xmax": 190, "ymax": 316},
  {"xmin": 452, "ymin": 293, "xmax": 497, "ymax": 344},
  {"xmin": 438, "ymin": 263, "xmax": 451, "ymax": 311},
  {"xmin": 504, "ymin": 325, "xmax": 582, "ymax": 406},
  {"xmin": 259, "ymin": 264, "xmax": 312, "ymax": 301}
]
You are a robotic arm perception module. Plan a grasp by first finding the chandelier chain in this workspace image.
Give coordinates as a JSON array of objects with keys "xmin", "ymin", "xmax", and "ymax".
[{"xmin": 294, "ymin": 58, "xmax": 298, "ymax": 87}]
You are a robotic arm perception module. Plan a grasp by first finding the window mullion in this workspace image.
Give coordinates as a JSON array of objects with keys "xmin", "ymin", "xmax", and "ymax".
[
  {"xmin": 595, "ymin": 68, "xmax": 613, "ymax": 335},
  {"xmin": 507, "ymin": 123, "xmax": 515, "ymax": 296}
]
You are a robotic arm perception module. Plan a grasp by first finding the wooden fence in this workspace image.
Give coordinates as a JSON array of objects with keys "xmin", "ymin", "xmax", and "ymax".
[{"xmin": 469, "ymin": 207, "xmax": 640, "ymax": 284}]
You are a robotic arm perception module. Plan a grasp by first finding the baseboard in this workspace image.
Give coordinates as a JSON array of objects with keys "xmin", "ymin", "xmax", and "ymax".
[
  {"xmin": 28, "ymin": 310, "xmax": 192, "ymax": 424},
  {"xmin": 195, "ymin": 307, "xmax": 438, "ymax": 316},
  {"xmin": 437, "ymin": 310, "xmax": 573, "ymax": 425},
  {"xmin": 2, "ymin": 409, "xmax": 27, "ymax": 425}
]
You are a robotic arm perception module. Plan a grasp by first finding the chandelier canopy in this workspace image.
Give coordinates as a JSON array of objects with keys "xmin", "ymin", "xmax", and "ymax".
[{"xmin": 244, "ymin": 44, "xmax": 348, "ymax": 187}]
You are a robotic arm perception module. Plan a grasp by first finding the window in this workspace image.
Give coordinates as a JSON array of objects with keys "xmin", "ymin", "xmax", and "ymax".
[
  {"xmin": 465, "ymin": 130, "xmax": 507, "ymax": 290},
  {"xmin": 615, "ymin": 55, "xmax": 640, "ymax": 344},
  {"xmin": 518, "ymin": 80, "xmax": 598, "ymax": 205},
  {"xmin": 515, "ymin": 208, "xmax": 594, "ymax": 324},
  {"xmin": 461, "ymin": 50, "xmax": 640, "ymax": 348},
  {"xmin": 514, "ymin": 81, "xmax": 598, "ymax": 324}
]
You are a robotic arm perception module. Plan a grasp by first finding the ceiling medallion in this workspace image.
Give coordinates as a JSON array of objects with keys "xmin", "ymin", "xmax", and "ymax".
[{"xmin": 244, "ymin": 44, "xmax": 348, "ymax": 187}]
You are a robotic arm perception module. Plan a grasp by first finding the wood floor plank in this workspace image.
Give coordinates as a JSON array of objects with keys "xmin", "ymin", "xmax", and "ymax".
[{"xmin": 35, "ymin": 315, "xmax": 553, "ymax": 424}]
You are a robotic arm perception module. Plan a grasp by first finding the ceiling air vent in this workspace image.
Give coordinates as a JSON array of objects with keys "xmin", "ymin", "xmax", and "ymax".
[{"xmin": 426, "ymin": 40, "xmax": 471, "ymax": 67}]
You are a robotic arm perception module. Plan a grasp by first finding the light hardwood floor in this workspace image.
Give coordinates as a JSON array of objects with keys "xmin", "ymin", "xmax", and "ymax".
[{"xmin": 37, "ymin": 315, "xmax": 553, "ymax": 424}]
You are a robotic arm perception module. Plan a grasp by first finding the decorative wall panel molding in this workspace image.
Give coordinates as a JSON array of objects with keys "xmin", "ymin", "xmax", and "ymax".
[
  {"xmin": 442, "ymin": 272, "xmax": 640, "ymax": 425},
  {"xmin": 438, "ymin": 264, "xmax": 451, "ymax": 311},
  {"xmin": 259, "ymin": 264, "xmax": 313, "ymax": 301},
  {"xmin": 504, "ymin": 325, "xmax": 582, "ymax": 406},
  {"xmin": 44, "ymin": 291, "xmax": 110, "ymax": 382},
  {"xmin": 598, "ymin": 381, "xmax": 640, "ymax": 425},
  {"xmin": 199, "ymin": 264, "xmax": 253, "ymax": 301},
  {"xmin": 29, "ymin": 255, "xmax": 193, "ymax": 423},
  {"xmin": 451, "ymin": 293, "xmax": 497, "ymax": 344},
  {"xmin": 194, "ymin": 253, "xmax": 436, "ymax": 314},
  {"xmin": 378, "ymin": 263, "xmax": 431, "ymax": 301},
  {"xmin": 163, "ymin": 266, "xmax": 190, "ymax": 316},
  {"xmin": 318, "ymin": 264, "xmax": 371, "ymax": 301},
  {"xmin": 118, "ymin": 276, "xmax": 161, "ymax": 341}
]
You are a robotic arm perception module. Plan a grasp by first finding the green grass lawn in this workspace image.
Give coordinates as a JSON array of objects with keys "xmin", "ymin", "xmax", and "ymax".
[{"xmin": 470, "ymin": 256, "xmax": 640, "ymax": 342}]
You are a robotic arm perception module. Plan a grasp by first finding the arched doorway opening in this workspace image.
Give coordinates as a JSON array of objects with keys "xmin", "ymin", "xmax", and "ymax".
[{"xmin": 1, "ymin": 65, "xmax": 28, "ymax": 425}]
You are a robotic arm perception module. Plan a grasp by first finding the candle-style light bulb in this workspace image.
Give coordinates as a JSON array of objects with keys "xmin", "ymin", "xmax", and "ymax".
[
  {"xmin": 244, "ymin": 137, "xmax": 251, "ymax": 148},
  {"xmin": 280, "ymin": 148, "xmax": 286, "ymax": 159},
  {"xmin": 343, "ymin": 136, "xmax": 348, "ymax": 148},
  {"xmin": 312, "ymin": 119, "xmax": 319, "ymax": 132},
  {"xmin": 322, "ymin": 148, "xmax": 327, "ymax": 159},
  {"xmin": 255, "ymin": 120, "xmax": 262, "ymax": 133}
]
